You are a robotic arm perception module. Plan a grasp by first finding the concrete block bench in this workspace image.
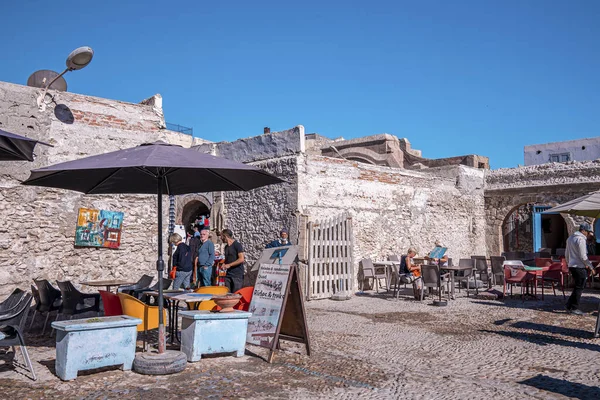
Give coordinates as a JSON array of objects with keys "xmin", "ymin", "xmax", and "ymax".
[
  {"xmin": 52, "ymin": 315, "xmax": 142, "ymax": 381},
  {"xmin": 179, "ymin": 310, "xmax": 252, "ymax": 362}
]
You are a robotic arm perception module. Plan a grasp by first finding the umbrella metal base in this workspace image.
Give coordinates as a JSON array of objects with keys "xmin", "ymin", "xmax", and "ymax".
[
  {"xmin": 432, "ymin": 299, "xmax": 448, "ymax": 307},
  {"xmin": 133, "ymin": 350, "xmax": 187, "ymax": 375}
]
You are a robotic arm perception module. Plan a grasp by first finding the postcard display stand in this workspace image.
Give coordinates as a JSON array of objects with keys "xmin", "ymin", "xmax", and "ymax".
[{"xmin": 247, "ymin": 246, "xmax": 311, "ymax": 363}]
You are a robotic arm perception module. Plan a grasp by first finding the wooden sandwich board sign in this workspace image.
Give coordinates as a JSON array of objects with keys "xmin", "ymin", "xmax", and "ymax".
[{"xmin": 246, "ymin": 262, "xmax": 311, "ymax": 363}]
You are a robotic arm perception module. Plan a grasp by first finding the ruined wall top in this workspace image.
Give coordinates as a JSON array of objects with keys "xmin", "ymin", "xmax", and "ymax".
[
  {"xmin": 486, "ymin": 159, "xmax": 600, "ymax": 192},
  {"xmin": 192, "ymin": 125, "xmax": 305, "ymax": 163}
]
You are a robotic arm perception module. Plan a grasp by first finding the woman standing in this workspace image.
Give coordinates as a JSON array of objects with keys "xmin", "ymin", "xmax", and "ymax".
[{"xmin": 169, "ymin": 233, "xmax": 193, "ymax": 290}]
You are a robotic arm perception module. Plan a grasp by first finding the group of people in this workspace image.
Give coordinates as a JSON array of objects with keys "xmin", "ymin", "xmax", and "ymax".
[{"xmin": 168, "ymin": 226, "xmax": 293, "ymax": 294}]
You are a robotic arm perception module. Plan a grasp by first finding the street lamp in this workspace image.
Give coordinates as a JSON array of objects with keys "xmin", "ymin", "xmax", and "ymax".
[{"xmin": 37, "ymin": 46, "xmax": 94, "ymax": 110}]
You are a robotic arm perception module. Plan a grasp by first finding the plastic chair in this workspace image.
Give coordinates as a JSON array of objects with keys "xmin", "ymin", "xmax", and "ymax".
[
  {"xmin": 233, "ymin": 286, "xmax": 254, "ymax": 311},
  {"xmin": 359, "ymin": 258, "xmax": 388, "ymax": 293},
  {"xmin": 454, "ymin": 259, "xmax": 475, "ymax": 296},
  {"xmin": 188, "ymin": 286, "xmax": 229, "ymax": 311},
  {"xmin": 135, "ymin": 278, "xmax": 172, "ymax": 303},
  {"xmin": 33, "ymin": 279, "xmax": 62, "ymax": 335},
  {"xmin": 28, "ymin": 285, "xmax": 41, "ymax": 331},
  {"xmin": 490, "ymin": 256, "xmax": 506, "ymax": 286},
  {"xmin": 538, "ymin": 263, "xmax": 566, "ymax": 300},
  {"xmin": 0, "ymin": 293, "xmax": 36, "ymax": 380},
  {"xmin": 99, "ymin": 290, "xmax": 123, "ymax": 316},
  {"xmin": 56, "ymin": 281, "xmax": 101, "ymax": 319},
  {"xmin": 118, "ymin": 292, "xmax": 166, "ymax": 351},
  {"xmin": 534, "ymin": 258, "xmax": 553, "ymax": 268},
  {"xmin": 471, "ymin": 256, "xmax": 491, "ymax": 291},
  {"xmin": 0, "ymin": 288, "xmax": 26, "ymax": 314},
  {"xmin": 419, "ymin": 264, "xmax": 448, "ymax": 301},
  {"xmin": 118, "ymin": 275, "xmax": 154, "ymax": 298},
  {"xmin": 503, "ymin": 260, "xmax": 533, "ymax": 301}
]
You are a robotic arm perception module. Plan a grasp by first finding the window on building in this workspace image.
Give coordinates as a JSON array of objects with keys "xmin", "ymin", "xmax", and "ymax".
[{"xmin": 549, "ymin": 153, "xmax": 570, "ymax": 163}]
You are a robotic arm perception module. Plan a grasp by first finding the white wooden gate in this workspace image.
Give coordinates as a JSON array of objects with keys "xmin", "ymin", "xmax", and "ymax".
[{"xmin": 307, "ymin": 213, "xmax": 354, "ymax": 300}]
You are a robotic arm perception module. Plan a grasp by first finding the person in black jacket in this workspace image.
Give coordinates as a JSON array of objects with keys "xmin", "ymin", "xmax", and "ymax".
[{"xmin": 169, "ymin": 233, "xmax": 193, "ymax": 289}]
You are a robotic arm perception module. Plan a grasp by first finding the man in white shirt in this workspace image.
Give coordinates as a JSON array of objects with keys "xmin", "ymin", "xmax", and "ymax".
[{"xmin": 565, "ymin": 223, "xmax": 597, "ymax": 315}]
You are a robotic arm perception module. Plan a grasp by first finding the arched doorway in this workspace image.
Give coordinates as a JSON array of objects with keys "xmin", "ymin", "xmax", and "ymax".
[
  {"xmin": 181, "ymin": 200, "xmax": 210, "ymax": 234},
  {"xmin": 502, "ymin": 203, "xmax": 568, "ymax": 253}
]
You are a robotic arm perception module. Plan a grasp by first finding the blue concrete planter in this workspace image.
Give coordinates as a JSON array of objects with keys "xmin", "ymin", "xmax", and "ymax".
[
  {"xmin": 52, "ymin": 315, "xmax": 142, "ymax": 381},
  {"xmin": 180, "ymin": 310, "xmax": 251, "ymax": 362}
]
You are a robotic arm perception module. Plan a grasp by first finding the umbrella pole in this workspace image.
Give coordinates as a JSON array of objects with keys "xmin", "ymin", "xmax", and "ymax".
[{"xmin": 157, "ymin": 177, "xmax": 166, "ymax": 354}]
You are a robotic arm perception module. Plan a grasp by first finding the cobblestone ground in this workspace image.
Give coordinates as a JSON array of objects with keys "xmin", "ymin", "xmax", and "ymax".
[{"xmin": 1, "ymin": 286, "xmax": 599, "ymax": 399}]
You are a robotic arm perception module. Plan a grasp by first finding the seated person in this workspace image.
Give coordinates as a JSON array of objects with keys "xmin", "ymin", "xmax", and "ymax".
[
  {"xmin": 399, "ymin": 247, "xmax": 423, "ymax": 299},
  {"xmin": 266, "ymin": 228, "xmax": 292, "ymax": 248}
]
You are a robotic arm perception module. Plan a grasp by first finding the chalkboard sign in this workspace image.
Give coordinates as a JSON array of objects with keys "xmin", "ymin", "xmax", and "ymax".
[{"xmin": 246, "ymin": 263, "xmax": 311, "ymax": 362}]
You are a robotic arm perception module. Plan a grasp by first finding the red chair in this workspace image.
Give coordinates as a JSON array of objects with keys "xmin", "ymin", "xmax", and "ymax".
[
  {"xmin": 233, "ymin": 286, "xmax": 254, "ymax": 311},
  {"xmin": 538, "ymin": 263, "xmax": 566, "ymax": 300},
  {"xmin": 99, "ymin": 290, "xmax": 123, "ymax": 316},
  {"xmin": 534, "ymin": 258, "xmax": 553, "ymax": 268},
  {"xmin": 503, "ymin": 262, "xmax": 534, "ymax": 301}
]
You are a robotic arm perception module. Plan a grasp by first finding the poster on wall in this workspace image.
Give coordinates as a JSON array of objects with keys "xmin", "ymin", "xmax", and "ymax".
[
  {"xmin": 246, "ymin": 263, "xmax": 291, "ymax": 347},
  {"xmin": 75, "ymin": 208, "xmax": 124, "ymax": 249}
]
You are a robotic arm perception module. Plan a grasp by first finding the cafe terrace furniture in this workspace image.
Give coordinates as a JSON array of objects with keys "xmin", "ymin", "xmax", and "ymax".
[
  {"xmin": 490, "ymin": 256, "xmax": 506, "ymax": 286},
  {"xmin": 442, "ymin": 263, "xmax": 474, "ymax": 298},
  {"xmin": 144, "ymin": 291, "xmax": 215, "ymax": 344},
  {"xmin": 81, "ymin": 279, "xmax": 137, "ymax": 293},
  {"xmin": 29, "ymin": 285, "xmax": 42, "ymax": 331},
  {"xmin": 359, "ymin": 258, "xmax": 388, "ymax": 293},
  {"xmin": 99, "ymin": 290, "xmax": 123, "ymax": 316},
  {"xmin": 118, "ymin": 275, "xmax": 154, "ymax": 298},
  {"xmin": 503, "ymin": 261, "xmax": 537, "ymax": 301},
  {"xmin": 51, "ymin": 315, "xmax": 141, "ymax": 381},
  {"xmin": 56, "ymin": 281, "xmax": 101, "ymax": 323},
  {"xmin": 454, "ymin": 259, "xmax": 475, "ymax": 297},
  {"xmin": 537, "ymin": 263, "xmax": 565, "ymax": 300},
  {"xmin": 33, "ymin": 279, "xmax": 62, "ymax": 335},
  {"xmin": 138, "ymin": 278, "xmax": 173, "ymax": 304},
  {"xmin": 471, "ymin": 256, "xmax": 491, "ymax": 292},
  {"xmin": 189, "ymin": 286, "xmax": 229, "ymax": 311},
  {"xmin": 233, "ymin": 286, "xmax": 254, "ymax": 311},
  {"xmin": 180, "ymin": 310, "xmax": 252, "ymax": 362},
  {"xmin": 0, "ymin": 293, "xmax": 36, "ymax": 381},
  {"xmin": 117, "ymin": 293, "xmax": 166, "ymax": 351},
  {"xmin": 420, "ymin": 264, "xmax": 449, "ymax": 302}
]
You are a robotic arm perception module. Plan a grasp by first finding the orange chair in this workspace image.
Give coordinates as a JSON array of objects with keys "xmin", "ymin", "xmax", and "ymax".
[
  {"xmin": 187, "ymin": 286, "xmax": 229, "ymax": 311},
  {"xmin": 117, "ymin": 293, "xmax": 166, "ymax": 351},
  {"xmin": 233, "ymin": 286, "xmax": 254, "ymax": 311}
]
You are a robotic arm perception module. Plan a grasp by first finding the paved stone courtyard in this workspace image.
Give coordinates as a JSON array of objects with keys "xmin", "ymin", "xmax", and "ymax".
[{"xmin": 1, "ymin": 287, "xmax": 599, "ymax": 399}]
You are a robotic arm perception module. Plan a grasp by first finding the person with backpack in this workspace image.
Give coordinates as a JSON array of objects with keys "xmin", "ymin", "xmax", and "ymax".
[{"xmin": 169, "ymin": 233, "xmax": 193, "ymax": 290}]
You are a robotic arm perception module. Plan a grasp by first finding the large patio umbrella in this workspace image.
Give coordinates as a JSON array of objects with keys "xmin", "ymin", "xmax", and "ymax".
[
  {"xmin": 0, "ymin": 129, "xmax": 52, "ymax": 161},
  {"xmin": 544, "ymin": 191, "xmax": 600, "ymax": 218},
  {"xmin": 22, "ymin": 141, "xmax": 284, "ymax": 353}
]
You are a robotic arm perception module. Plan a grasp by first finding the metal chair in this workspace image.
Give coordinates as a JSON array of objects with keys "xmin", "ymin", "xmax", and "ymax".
[
  {"xmin": 0, "ymin": 293, "xmax": 36, "ymax": 380},
  {"xmin": 33, "ymin": 279, "xmax": 62, "ymax": 335}
]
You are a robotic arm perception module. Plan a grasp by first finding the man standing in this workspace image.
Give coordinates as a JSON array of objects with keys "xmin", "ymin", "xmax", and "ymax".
[
  {"xmin": 195, "ymin": 229, "xmax": 215, "ymax": 287},
  {"xmin": 566, "ymin": 223, "xmax": 597, "ymax": 315},
  {"xmin": 266, "ymin": 228, "xmax": 292, "ymax": 248},
  {"xmin": 221, "ymin": 229, "xmax": 245, "ymax": 293}
]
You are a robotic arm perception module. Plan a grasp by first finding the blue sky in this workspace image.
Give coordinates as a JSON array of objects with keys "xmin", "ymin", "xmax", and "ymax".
[{"xmin": 2, "ymin": 0, "xmax": 599, "ymax": 169}]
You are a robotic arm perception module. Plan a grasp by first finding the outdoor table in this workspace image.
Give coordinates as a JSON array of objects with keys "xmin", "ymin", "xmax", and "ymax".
[
  {"xmin": 81, "ymin": 280, "xmax": 136, "ymax": 292},
  {"xmin": 144, "ymin": 291, "xmax": 213, "ymax": 344},
  {"xmin": 440, "ymin": 264, "xmax": 474, "ymax": 298},
  {"xmin": 522, "ymin": 266, "xmax": 545, "ymax": 299}
]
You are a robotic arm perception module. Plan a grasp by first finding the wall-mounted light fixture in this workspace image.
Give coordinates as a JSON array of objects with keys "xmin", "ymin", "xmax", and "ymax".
[{"xmin": 37, "ymin": 46, "xmax": 94, "ymax": 110}]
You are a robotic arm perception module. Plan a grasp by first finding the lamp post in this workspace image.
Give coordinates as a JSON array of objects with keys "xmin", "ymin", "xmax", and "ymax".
[{"xmin": 37, "ymin": 46, "xmax": 94, "ymax": 110}]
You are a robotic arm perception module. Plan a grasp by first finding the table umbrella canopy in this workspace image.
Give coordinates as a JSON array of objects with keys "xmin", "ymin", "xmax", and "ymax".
[
  {"xmin": 22, "ymin": 141, "xmax": 285, "ymax": 353},
  {"xmin": 22, "ymin": 141, "xmax": 283, "ymax": 193},
  {"xmin": 0, "ymin": 129, "xmax": 52, "ymax": 162},
  {"xmin": 544, "ymin": 191, "xmax": 600, "ymax": 218}
]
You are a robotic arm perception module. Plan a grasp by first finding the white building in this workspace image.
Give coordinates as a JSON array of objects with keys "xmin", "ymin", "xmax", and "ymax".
[{"xmin": 524, "ymin": 137, "xmax": 600, "ymax": 166}]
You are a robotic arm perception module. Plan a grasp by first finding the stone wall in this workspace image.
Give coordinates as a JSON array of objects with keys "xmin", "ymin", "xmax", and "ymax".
[
  {"xmin": 484, "ymin": 160, "xmax": 600, "ymax": 256},
  {"xmin": 297, "ymin": 155, "xmax": 487, "ymax": 271},
  {"xmin": 0, "ymin": 81, "xmax": 202, "ymax": 296}
]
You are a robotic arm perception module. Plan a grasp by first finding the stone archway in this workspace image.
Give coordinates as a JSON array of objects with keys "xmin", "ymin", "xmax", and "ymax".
[
  {"xmin": 486, "ymin": 190, "xmax": 592, "ymax": 256},
  {"xmin": 176, "ymin": 194, "xmax": 212, "ymax": 233}
]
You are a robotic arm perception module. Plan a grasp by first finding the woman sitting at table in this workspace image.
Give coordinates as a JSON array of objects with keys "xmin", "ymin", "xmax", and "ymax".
[{"xmin": 399, "ymin": 247, "xmax": 423, "ymax": 299}]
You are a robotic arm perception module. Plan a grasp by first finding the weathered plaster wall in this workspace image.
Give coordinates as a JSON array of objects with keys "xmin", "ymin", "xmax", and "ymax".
[
  {"xmin": 524, "ymin": 137, "xmax": 600, "ymax": 166},
  {"xmin": 0, "ymin": 81, "xmax": 203, "ymax": 296},
  {"xmin": 484, "ymin": 161, "xmax": 600, "ymax": 256},
  {"xmin": 297, "ymin": 155, "xmax": 487, "ymax": 270},
  {"xmin": 191, "ymin": 127, "xmax": 304, "ymax": 279}
]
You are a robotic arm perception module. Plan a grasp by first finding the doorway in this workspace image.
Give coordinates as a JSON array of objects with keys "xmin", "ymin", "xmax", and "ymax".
[
  {"xmin": 181, "ymin": 200, "xmax": 210, "ymax": 234},
  {"xmin": 533, "ymin": 206, "xmax": 568, "ymax": 253}
]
